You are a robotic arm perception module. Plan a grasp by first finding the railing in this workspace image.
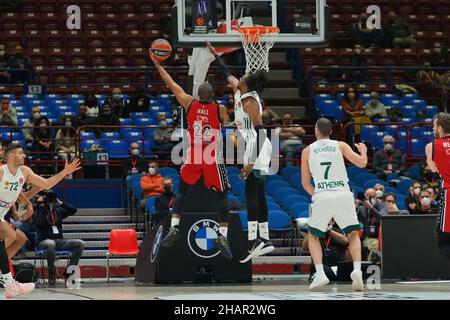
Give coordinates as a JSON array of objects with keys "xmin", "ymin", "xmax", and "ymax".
[
  {"xmin": 307, "ymin": 66, "xmax": 450, "ymax": 113},
  {"xmin": 35, "ymin": 65, "xmax": 244, "ymax": 92}
]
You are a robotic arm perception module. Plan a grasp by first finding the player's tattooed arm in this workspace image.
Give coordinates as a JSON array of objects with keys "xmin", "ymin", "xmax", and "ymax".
[
  {"xmin": 425, "ymin": 142, "xmax": 438, "ymax": 173},
  {"xmin": 206, "ymin": 42, "xmax": 239, "ymax": 92}
]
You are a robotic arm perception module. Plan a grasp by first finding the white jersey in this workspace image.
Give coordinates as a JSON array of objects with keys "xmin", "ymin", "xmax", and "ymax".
[
  {"xmin": 308, "ymin": 139, "xmax": 350, "ymax": 193},
  {"xmin": 0, "ymin": 165, "xmax": 25, "ymax": 220},
  {"xmin": 234, "ymin": 90, "xmax": 272, "ymax": 172}
]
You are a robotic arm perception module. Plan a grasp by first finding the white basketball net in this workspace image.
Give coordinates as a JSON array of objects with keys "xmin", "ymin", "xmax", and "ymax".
[{"xmin": 237, "ymin": 27, "xmax": 279, "ymax": 75}]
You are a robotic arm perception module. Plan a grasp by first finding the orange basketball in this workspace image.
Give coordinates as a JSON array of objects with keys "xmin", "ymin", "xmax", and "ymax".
[{"xmin": 150, "ymin": 39, "xmax": 172, "ymax": 62}]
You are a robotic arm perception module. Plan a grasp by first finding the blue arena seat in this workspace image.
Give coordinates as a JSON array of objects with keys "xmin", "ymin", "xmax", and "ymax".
[
  {"xmin": 395, "ymin": 194, "xmax": 407, "ymax": 211},
  {"xmin": 410, "ymin": 138, "xmax": 425, "ymax": 157},
  {"xmin": 100, "ymin": 132, "xmax": 121, "ymax": 140},
  {"xmin": 283, "ymin": 194, "xmax": 309, "ymax": 211},
  {"xmin": 273, "ymin": 187, "xmax": 298, "ymax": 204},
  {"xmin": 268, "ymin": 210, "xmax": 292, "ymax": 231},
  {"xmin": 122, "ymin": 131, "xmax": 143, "ymax": 141},
  {"xmin": 281, "ymin": 166, "xmax": 301, "ymax": 181},
  {"xmin": 134, "ymin": 117, "xmax": 155, "ymax": 126},
  {"xmin": 268, "ymin": 203, "xmax": 283, "ymax": 211},
  {"xmin": 396, "ymin": 179, "xmax": 414, "ymax": 195},
  {"xmin": 289, "ymin": 173, "xmax": 301, "ymax": 189},
  {"xmin": 226, "ymin": 166, "xmax": 240, "ymax": 176},
  {"xmin": 290, "ymin": 202, "xmax": 310, "ymax": 219},
  {"xmin": 232, "ymin": 181, "xmax": 245, "ymax": 196},
  {"xmin": 238, "ymin": 211, "xmax": 248, "ymax": 231},
  {"xmin": 354, "ymin": 172, "xmax": 378, "ymax": 187},
  {"xmin": 361, "ymin": 125, "xmax": 378, "ymax": 142},
  {"xmin": 119, "ymin": 118, "xmax": 133, "ymax": 126},
  {"xmin": 102, "ymin": 140, "xmax": 129, "ymax": 158},
  {"xmin": 266, "ymin": 180, "xmax": 291, "ymax": 196},
  {"xmin": 158, "ymin": 167, "xmax": 179, "ymax": 176},
  {"xmin": 406, "ymin": 165, "xmax": 421, "ymax": 180},
  {"xmin": 80, "ymin": 132, "xmax": 96, "ymax": 140},
  {"xmin": 266, "ymin": 174, "xmax": 284, "ymax": 183},
  {"xmin": 228, "ymin": 173, "xmax": 240, "ymax": 186},
  {"xmin": 81, "ymin": 139, "xmax": 99, "ymax": 151},
  {"xmin": 425, "ymin": 105, "xmax": 438, "ymax": 118},
  {"xmin": 347, "ymin": 166, "xmax": 367, "ymax": 180}
]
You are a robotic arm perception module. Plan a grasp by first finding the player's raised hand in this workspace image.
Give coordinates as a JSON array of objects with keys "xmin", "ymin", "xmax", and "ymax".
[
  {"xmin": 355, "ymin": 143, "xmax": 367, "ymax": 154},
  {"xmin": 64, "ymin": 158, "xmax": 81, "ymax": 175},
  {"xmin": 206, "ymin": 41, "xmax": 218, "ymax": 56},
  {"xmin": 149, "ymin": 51, "xmax": 161, "ymax": 66}
]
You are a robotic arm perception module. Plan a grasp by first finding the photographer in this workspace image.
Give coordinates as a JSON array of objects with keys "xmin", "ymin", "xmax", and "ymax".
[
  {"xmin": 34, "ymin": 190, "xmax": 85, "ymax": 286},
  {"xmin": 356, "ymin": 188, "xmax": 387, "ymax": 262}
]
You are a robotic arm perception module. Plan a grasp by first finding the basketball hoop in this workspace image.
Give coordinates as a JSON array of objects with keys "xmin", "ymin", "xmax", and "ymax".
[{"xmin": 237, "ymin": 26, "xmax": 279, "ymax": 74}]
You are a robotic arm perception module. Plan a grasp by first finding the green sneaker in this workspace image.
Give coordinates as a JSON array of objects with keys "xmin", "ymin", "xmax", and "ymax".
[
  {"xmin": 214, "ymin": 235, "xmax": 233, "ymax": 260},
  {"xmin": 161, "ymin": 226, "xmax": 181, "ymax": 247}
]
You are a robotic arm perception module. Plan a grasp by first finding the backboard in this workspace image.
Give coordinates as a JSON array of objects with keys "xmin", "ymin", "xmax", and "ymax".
[{"xmin": 173, "ymin": 0, "xmax": 330, "ymax": 48}]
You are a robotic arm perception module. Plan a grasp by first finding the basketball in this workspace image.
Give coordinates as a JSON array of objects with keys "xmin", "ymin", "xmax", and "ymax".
[{"xmin": 150, "ymin": 38, "xmax": 172, "ymax": 62}]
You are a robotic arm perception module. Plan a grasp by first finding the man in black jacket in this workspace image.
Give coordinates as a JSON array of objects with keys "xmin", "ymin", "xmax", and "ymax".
[
  {"xmin": 122, "ymin": 142, "xmax": 148, "ymax": 184},
  {"xmin": 34, "ymin": 191, "xmax": 85, "ymax": 286},
  {"xmin": 372, "ymin": 135, "xmax": 406, "ymax": 180}
]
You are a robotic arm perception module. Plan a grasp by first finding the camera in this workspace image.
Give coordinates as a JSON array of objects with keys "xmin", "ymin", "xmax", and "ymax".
[
  {"xmin": 36, "ymin": 190, "xmax": 57, "ymax": 205},
  {"xmin": 356, "ymin": 192, "xmax": 366, "ymax": 201}
]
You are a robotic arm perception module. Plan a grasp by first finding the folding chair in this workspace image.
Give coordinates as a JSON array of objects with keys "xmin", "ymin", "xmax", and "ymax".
[{"xmin": 106, "ymin": 229, "xmax": 139, "ymax": 282}]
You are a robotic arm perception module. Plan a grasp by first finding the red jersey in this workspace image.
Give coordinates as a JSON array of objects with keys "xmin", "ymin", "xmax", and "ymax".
[
  {"xmin": 187, "ymin": 100, "xmax": 222, "ymax": 149},
  {"xmin": 433, "ymin": 137, "xmax": 450, "ymax": 189}
]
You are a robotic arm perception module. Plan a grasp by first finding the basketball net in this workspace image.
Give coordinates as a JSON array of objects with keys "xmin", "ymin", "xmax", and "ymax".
[{"xmin": 237, "ymin": 26, "xmax": 279, "ymax": 74}]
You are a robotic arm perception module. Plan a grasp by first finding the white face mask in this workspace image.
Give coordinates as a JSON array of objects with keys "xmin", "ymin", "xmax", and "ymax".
[
  {"xmin": 369, "ymin": 197, "xmax": 377, "ymax": 206},
  {"xmin": 0, "ymin": 50, "xmax": 5, "ymax": 57},
  {"xmin": 131, "ymin": 149, "xmax": 139, "ymax": 156},
  {"xmin": 376, "ymin": 190, "xmax": 384, "ymax": 198},
  {"xmin": 348, "ymin": 93, "xmax": 355, "ymax": 99},
  {"xmin": 414, "ymin": 188, "xmax": 421, "ymax": 196},
  {"xmin": 420, "ymin": 197, "xmax": 431, "ymax": 206},
  {"xmin": 148, "ymin": 167, "xmax": 156, "ymax": 175},
  {"xmin": 33, "ymin": 112, "xmax": 41, "ymax": 119}
]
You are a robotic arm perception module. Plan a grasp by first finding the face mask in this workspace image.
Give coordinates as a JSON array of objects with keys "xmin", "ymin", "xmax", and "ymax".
[
  {"xmin": 113, "ymin": 94, "xmax": 121, "ymax": 100},
  {"xmin": 370, "ymin": 99, "xmax": 378, "ymax": 106},
  {"xmin": 159, "ymin": 120, "xmax": 168, "ymax": 126},
  {"xmin": 40, "ymin": 123, "xmax": 47, "ymax": 127},
  {"xmin": 376, "ymin": 190, "xmax": 384, "ymax": 198},
  {"xmin": 384, "ymin": 143, "xmax": 393, "ymax": 152},
  {"xmin": 414, "ymin": 187, "xmax": 421, "ymax": 196},
  {"xmin": 131, "ymin": 149, "xmax": 139, "ymax": 156},
  {"xmin": 421, "ymin": 197, "xmax": 431, "ymax": 206},
  {"xmin": 33, "ymin": 112, "xmax": 41, "ymax": 119},
  {"xmin": 369, "ymin": 197, "xmax": 377, "ymax": 206},
  {"xmin": 65, "ymin": 121, "xmax": 72, "ymax": 127},
  {"xmin": 348, "ymin": 93, "xmax": 355, "ymax": 99},
  {"xmin": 0, "ymin": 50, "xmax": 5, "ymax": 56},
  {"xmin": 148, "ymin": 167, "xmax": 156, "ymax": 175},
  {"xmin": 355, "ymin": 49, "xmax": 362, "ymax": 55},
  {"xmin": 434, "ymin": 48, "xmax": 441, "ymax": 54}
]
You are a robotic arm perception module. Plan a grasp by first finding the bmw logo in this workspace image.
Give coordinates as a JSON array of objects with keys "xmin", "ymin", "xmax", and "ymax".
[
  {"xmin": 187, "ymin": 219, "xmax": 220, "ymax": 259},
  {"xmin": 151, "ymin": 225, "xmax": 164, "ymax": 263}
]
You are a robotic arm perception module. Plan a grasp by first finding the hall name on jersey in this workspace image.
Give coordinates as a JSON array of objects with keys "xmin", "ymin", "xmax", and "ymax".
[
  {"xmin": 313, "ymin": 146, "xmax": 336, "ymax": 154},
  {"xmin": 197, "ymin": 108, "xmax": 209, "ymax": 116},
  {"xmin": 317, "ymin": 180, "xmax": 346, "ymax": 190}
]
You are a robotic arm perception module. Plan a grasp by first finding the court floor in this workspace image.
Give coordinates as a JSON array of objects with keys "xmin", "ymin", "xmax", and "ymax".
[{"xmin": 2, "ymin": 275, "xmax": 450, "ymax": 300}]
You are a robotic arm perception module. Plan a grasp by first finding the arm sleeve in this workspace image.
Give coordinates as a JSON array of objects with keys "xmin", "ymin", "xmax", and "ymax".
[
  {"xmin": 249, "ymin": 125, "xmax": 268, "ymax": 164},
  {"xmin": 213, "ymin": 54, "xmax": 232, "ymax": 78}
]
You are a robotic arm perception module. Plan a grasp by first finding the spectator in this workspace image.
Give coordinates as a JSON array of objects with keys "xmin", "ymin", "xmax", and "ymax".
[
  {"xmin": 425, "ymin": 186, "xmax": 439, "ymax": 208},
  {"xmin": 140, "ymin": 161, "xmax": 164, "ymax": 200},
  {"xmin": 352, "ymin": 13, "xmax": 384, "ymax": 48},
  {"xmin": 34, "ymin": 191, "xmax": 84, "ymax": 286},
  {"xmin": 125, "ymin": 91, "xmax": 149, "ymax": 117},
  {"xmin": 154, "ymin": 177, "xmax": 175, "ymax": 224},
  {"xmin": 55, "ymin": 116, "xmax": 76, "ymax": 170},
  {"xmin": 0, "ymin": 97, "xmax": 18, "ymax": 127},
  {"xmin": 383, "ymin": 11, "xmax": 417, "ymax": 49},
  {"xmin": 76, "ymin": 103, "xmax": 95, "ymax": 129},
  {"xmin": 262, "ymin": 110, "xmax": 275, "ymax": 126},
  {"xmin": 374, "ymin": 183, "xmax": 385, "ymax": 199},
  {"xmin": 153, "ymin": 113, "xmax": 175, "ymax": 156},
  {"xmin": 411, "ymin": 190, "xmax": 438, "ymax": 215},
  {"xmin": 303, "ymin": 220, "xmax": 351, "ymax": 282},
  {"xmin": 372, "ymin": 135, "xmax": 406, "ymax": 180},
  {"xmin": 357, "ymin": 188, "xmax": 387, "ymax": 262},
  {"xmin": 122, "ymin": 142, "xmax": 148, "ymax": 183},
  {"xmin": 31, "ymin": 116, "xmax": 54, "ymax": 161},
  {"xmin": 349, "ymin": 44, "xmax": 368, "ymax": 82},
  {"xmin": 0, "ymin": 43, "xmax": 10, "ymax": 84},
  {"xmin": 406, "ymin": 181, "xmax": 422, "ymax": 214},
  {"xmin": 260, "ymin": 98, "xmax": 280, "ymax": 122},
  {"xmin": 364, "ymin": 92, "xmax": 387, "ymax": 121},
  {"xmin": 279, "ymin": 112, "xmax": 306, "ymax": 166},
  {"xmin": 160, "ymin": 13, "xmax": 173, "ymax": 44},
  {"xmin": 109, "ymin": 88, "xmax": 128, "ymax": 117},
  {"xmin": 341, "ymin": 87, "xmax": 365, "ymax": 123},
  {"xmin": 84, "ymin": 94, "xmax": 99, "ymax": 118},
  {"xmin": 96, "ymin": 101, "xmax": 120, "ymax": 134},
  {"xmin": 225, "ymin": 94, "xmax": 235, "ymax": 123},
  {"xmin": 429, "ymin": 42, "xmax": 449, "ymax": 68},
  {"xmin": 417, "ymin": 60, "xmax": 441, "ymax": 85},
  {"xmin": 7, "ymin": 45, "xmax": 32, "ymax": 84},
  {"xmin": 23, "ymin": 107, "xmax": 41, "ymax": 149},
  {"xmin": 382, "ymin": 193, "xmax": 400, "ymax": 213}
]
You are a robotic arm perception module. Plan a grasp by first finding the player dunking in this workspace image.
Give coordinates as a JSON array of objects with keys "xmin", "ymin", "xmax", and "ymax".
[
  {"xmin": 150, "ymin": 52, "xmax": 234, "ymax": 259},
  {"xmin": 0, "ymin": 143, "xmax": 80, "ymax": 298},
  {"xmin": 301, "ymin": 118, "xmax": 367, "ymax": 290},
  {"xmin": 207, "ymin": 42, "xmax": 274, "ymax": 263},
  {"xmin": 425, "ymin": 113, "xmax": 450, "ymax": 260}
]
